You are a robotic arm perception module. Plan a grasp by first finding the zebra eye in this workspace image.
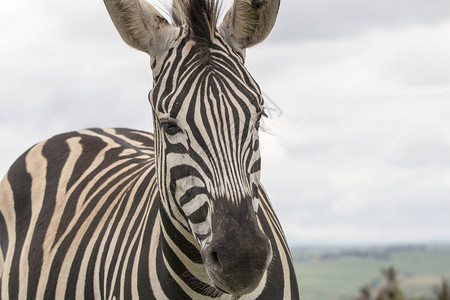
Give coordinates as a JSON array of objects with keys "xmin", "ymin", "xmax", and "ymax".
[
  {"xmin": 160, "ymin": 120, "xmax": 182, "ymax": 135},
  {"xmin": 255, "ymin": 111, "xmax": 266, "ymax": 131}
]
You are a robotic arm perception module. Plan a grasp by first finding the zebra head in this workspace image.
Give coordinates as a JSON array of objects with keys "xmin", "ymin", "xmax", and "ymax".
[{"xmin": 106, "ymin": 0, "xmax": 280, "ymax": 295}]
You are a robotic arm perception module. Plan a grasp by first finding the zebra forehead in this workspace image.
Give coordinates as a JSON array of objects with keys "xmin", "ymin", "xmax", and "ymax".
[
  {"xmin": 153, "ymin": 65, "xmax": 263, "ymax": 119},
  {"xmin": 150, "ymin": 29, "xmax": 264, "ymax": 117}
]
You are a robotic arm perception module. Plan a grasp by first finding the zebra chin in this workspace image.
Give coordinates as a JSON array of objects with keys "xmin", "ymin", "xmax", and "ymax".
[
  {"xmin": 207, "ymin": 268, "xmax": 269, "ymax": 296},
  {"xmin": 200, "ymin": 233, "xmax": 273, "ymax": 295}
]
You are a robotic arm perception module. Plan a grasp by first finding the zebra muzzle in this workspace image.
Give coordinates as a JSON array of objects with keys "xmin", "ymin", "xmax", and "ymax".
[{"xmin": 201, "ymin": 230, "xmax": 272, "ymax": 295}]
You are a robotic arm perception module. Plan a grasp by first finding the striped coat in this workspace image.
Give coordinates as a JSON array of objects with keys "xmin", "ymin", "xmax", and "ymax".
[{"xmin": 0, "ymin": 128, "xmax": 298, "ymax": 299}]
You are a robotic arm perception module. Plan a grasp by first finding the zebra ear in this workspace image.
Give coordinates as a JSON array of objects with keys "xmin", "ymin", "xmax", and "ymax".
[
  {"xmin": 219, "ymin": 0, "xmax": 280, "ymax": 53},
  {"xmin": 104, "ymin": 0, "xmax": 178, "ymax": 57}
]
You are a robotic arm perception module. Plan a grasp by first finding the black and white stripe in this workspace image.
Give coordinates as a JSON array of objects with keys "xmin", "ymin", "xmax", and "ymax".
[{"xmin": 0, "ymin": 0, "xmax": 300, "ymax": 299}]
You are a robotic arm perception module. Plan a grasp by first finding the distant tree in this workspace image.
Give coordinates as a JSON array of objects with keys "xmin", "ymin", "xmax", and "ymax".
[
  {"xmin": 358, "ymin": 287, "xmax": 371, "ymax": 300},
  {"xmin": 434, "ymin": 278, "xmax": 450, "ymax": 300},
  {"xmin": 375, "ymin": 267, "xmax": 405, "ymax": 300},
  {"xmin": 356, "ymin": 268, "xmax": 450, "ymax": 300}
]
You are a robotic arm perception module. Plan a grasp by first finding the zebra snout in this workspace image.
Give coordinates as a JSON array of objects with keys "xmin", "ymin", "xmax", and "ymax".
[{"xmin": 201, "ymin": 230, "xmax": 272, "ymax": 295}]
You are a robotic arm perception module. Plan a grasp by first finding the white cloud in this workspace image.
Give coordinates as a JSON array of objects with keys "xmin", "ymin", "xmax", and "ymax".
[
  {"xmin": 271, "ymin": 0, "xmax": 450, "ymax": 42},
  {"xmin": 252, "ymin": 21, "xmax": 450, "ymax": 245}
]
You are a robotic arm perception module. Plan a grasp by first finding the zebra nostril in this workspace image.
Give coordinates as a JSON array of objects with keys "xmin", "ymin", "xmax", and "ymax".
[{"xmin": 210, "ymin": 251, "xmax": 223, "ymax": 270}]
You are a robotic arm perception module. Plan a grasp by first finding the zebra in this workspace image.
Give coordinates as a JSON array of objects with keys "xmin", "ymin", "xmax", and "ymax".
[{"xmin": 0, "ymin": 0, "xmax": 300, "ymax": 298}]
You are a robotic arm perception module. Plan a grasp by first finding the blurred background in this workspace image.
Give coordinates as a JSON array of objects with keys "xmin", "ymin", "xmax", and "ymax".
[{"xmin": 1, "ymin": 0, "xmax": 450, "ymax": 299}]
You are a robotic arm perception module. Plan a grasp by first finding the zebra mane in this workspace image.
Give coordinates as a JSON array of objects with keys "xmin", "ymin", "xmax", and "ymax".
[{"xmin": 172, "ymin": 0, "xmax": 222, "ymax": 60}]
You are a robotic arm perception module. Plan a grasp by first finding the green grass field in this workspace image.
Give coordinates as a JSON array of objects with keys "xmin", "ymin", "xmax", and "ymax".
[{"xmin": 292, "ymin": 245, "xmax": 450, "ymax": 300}]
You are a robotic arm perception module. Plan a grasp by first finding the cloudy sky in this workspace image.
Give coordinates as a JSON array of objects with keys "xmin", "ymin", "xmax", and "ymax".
[{"xmin": 1, "ymin": 0, "xmax": 450, "ymax": 246}]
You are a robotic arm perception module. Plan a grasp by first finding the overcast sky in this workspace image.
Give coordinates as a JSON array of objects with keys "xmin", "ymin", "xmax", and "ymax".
[{"xmin": 1, "ymin": 0, "xmax": 450, "ymax": 246}]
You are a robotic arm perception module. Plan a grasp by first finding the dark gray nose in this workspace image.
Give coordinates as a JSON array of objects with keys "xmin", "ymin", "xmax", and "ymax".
[{"xmin": 202, "ymin": 227, "xmax": 272, "ymax": 295}]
